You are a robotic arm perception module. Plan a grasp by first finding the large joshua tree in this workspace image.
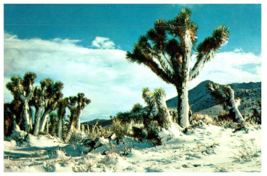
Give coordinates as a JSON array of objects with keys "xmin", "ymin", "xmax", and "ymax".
[
  {"xmin": 205, "ymin": 82, "xmax": 244, "ymax": 125},
  {"xmin": 126, "ymin": 8, "xmax": 229, "ymax": 127},
  {"xmin": 6, "ymin": 72, "xmax": 37, "ymax": 132}
]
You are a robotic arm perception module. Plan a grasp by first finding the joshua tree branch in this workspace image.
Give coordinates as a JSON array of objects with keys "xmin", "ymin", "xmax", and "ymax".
[{"xmin": 189, "ymin": 52, "xmax": 211, "ymax": 81}]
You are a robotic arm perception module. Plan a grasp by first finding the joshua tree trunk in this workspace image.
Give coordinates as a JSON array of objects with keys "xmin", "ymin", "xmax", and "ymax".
[
  {"xmin": 33, "ymin": 106, "xmax": 44, "ymax": 135},
  {"xmin": 58, "ymin": 116, "xmax": 63, "ymax": 141},
  {"xmin": 224, "ymin": 85, "xmax": 244, "ymax": 124},
  {"xmin": 20, "ymin": 97, "xmax": 32, "ymax": 133},
  {"xmin": 65, "ymin": 122, "xmax": 74, "ymax": 143},
  {"xmin": 177, "ymin": 86, "xmax": 189, "ymax": 127},
  {"xmin": 76, "ymin": 110, "xmax": 83, "ymax": 131},
  {"xmin": 176, "ymin": 32, "xmax": 192, "ymax": 127},
  {"xmin": 81, "ymin": 124, "xmax": 85, "ymax": 133},
  {"xmin": 34, "ymin": 101, "xmax": 45, "ymax": 135},
  {"xmin": 46, "ymin": 121, "xmax": 49, "ymax": 133},
  {"xmin": 39, "ymin": 109, "xmax": 52, "ymax": 132},
  {"xmin": 154, "ymin": 88, "xmax": 172, "ymax": 126}
]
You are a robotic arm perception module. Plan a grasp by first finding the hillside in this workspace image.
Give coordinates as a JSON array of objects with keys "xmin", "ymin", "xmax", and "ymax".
[
  {"xmin": 83, "ymin": 80, "xmax": 261, "ymax": 127},
  {"xmin": 166, "ymin": 80, "xmax": 261, "ymax": 118}
]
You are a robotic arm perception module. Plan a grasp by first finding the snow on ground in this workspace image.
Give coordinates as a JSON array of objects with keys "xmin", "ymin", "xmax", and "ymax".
[{"xmin": 3, "ymin": 123, "xmax": 261, "ymax": 172}]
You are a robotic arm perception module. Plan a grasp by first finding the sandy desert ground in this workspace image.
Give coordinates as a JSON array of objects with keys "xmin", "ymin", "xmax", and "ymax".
[{"xmin": 3, "ymin": 122, "xmax": 262, "ymax": 173}]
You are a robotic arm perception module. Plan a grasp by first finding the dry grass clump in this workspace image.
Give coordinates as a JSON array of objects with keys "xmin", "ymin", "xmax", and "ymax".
[
  {"xmin": 213, "ymin": 112, "xmax": 237, "ymax": 128},
  {"xmin": 232, "ymin": 139, "xmax": 260, "ymax": 163},
  {"xmin": 190, "ymin": 113, "xmax": 215, "ymax": 125}
]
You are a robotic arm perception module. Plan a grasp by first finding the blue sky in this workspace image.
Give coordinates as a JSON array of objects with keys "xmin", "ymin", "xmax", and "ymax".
[{"xmin": 3, "ymin": 4, "xmax": 262, "ymax": 122}]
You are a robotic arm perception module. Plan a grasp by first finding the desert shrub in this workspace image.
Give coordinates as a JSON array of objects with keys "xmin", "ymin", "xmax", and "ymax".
[
  {"xmin": 245, "ymin": 99, "xmax": 261, "ymax": 125},
  {"xmin": 217, "ymin": 112, "xmax": 234, "ymax": 122},
  {"xmin": 110, "ymin": 119, "xmax": 128, "ymax": 141},
  {"xmin": 213, "ymin": 112, "xmax": 236, "ymax": 128},
  {"xmin": 190, "ymin": 113, "xmax": 215, "ymax": 125},
  {"xmin": 233, "ymin": 139, "xmax": 260, "ymax": 163}
]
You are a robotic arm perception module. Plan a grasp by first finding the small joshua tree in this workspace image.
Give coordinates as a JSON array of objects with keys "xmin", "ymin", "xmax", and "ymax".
[
  {"xmin": 115, "ymin": 87, "xmax": 172, "ymax": 144},
  {"xmin": 205, "ymin": 82, "xmax": 244, "ymax": 125},
  {"xmin": 64, "ymin": 94, "xmax": 91, "ymax": 143}
]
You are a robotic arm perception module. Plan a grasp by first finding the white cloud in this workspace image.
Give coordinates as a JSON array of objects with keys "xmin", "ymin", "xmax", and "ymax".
[
  {"xmin": 234, "ymin": 48, "xmax": 243, "ymax": 53},
  {"xmin": 4, "ymin": 32, "xmax": 174, "ymax": 121},
  {"xmin": 92, "ymin": 36, "xmax": 115, "ymax": 49},
  {"xmin": 4, "ymin": 33, "xmax": 261, "ymax": 121},
  {"xmin": 189, "ymin": 50, "xmax": 261, "ymax": 89}
]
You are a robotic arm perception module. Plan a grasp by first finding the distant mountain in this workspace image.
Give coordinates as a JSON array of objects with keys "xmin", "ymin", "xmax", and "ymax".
[
  {"xmin": 82, "ymin": 119, "xmax": 113, "ymax": 128},
  {"xmin": 83, "ymin": 80, "xmax": 261, "ymax": 127}
]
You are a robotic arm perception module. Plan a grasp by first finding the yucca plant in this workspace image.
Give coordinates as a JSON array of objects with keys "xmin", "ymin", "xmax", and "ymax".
[{"xmin": 126, "ymin": 8, "xmax": 229, "ymax": 127}]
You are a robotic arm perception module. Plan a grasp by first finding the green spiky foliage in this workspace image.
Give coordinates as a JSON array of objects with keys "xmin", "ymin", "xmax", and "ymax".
[
  {"xmin": 6, "ymin": 72, "xmax": 37, "ymax": 132},
  {"xmin": 205, "ymin": 82, "xmax": 244, "ymax": 124},
  {"xmin": 126, "ymin": 8, "xmax": 229, "ymax": 127}
]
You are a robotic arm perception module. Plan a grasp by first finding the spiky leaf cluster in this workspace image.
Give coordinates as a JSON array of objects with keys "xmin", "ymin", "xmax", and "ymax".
[
  {"xmin": 6, "ymin": 72, "xmax": 37, "ymax": 99},
  {"xmin": 126, "ymin": 8, "xmax": 229, "ymax": 89}
]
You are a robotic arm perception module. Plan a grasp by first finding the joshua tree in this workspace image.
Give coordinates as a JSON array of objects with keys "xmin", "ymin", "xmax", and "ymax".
[
  {"xmin": 116, "ymin": 87, "xmax": 172, "ymax": 129},
  {"xmin": 38, "ymin": 80, "xmax": 63, "ymax": 133},
  {"xmin": 57, "ymin": 98, "xmax": 68, "ymax": 141},
  {"xmin": 143, "ymin": 88, "xmax": 172, "ymax": 127},
  {"xmin": 76, "ymin": 93, "xmax": 91, "ymax": 131},
  {"xmin": 64, "ymin": 96, "xmax": 79, "ymax": 143},
  {"xmin": 205, "ymin": 82, "xmax": 244, "ymax": 125},
  {"xmin": 64, "ymin": 93, "xmax": 91, "ymax": 143},
  {"xmin": 6, "ymin": 72, "xmax": 37, "ymax": 132},
  {"xmin": 29, "ymin": 78, "xmax": 63, "ymax": 135},
  {"xmin": 126, "ymin": 8, "xmax": 229, "ymax": 127},
  {"xmin": 31, "ymin": 79, "xmax": 50, "ymax": 135}
]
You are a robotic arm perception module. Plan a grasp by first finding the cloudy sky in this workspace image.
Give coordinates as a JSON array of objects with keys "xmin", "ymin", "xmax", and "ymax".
[{"xmin": 3, "ymin": 3, "xmax": 261, "ymax": 122}]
